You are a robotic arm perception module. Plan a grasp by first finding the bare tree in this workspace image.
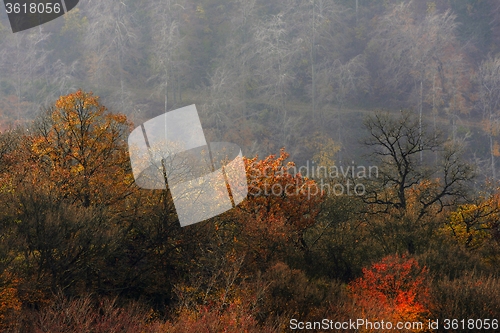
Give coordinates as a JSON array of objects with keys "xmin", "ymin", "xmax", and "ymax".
[
  {"xmin": 251, "ymin": 0, "xmax": 314, "ymax": 148},
  {"xmin": 363, "ymin": 111, "xmax": 474, "ymax": 219},
  {"xmin": 147, "ymin": 0, "xmax": 187, "ymax": 113},
  {"xmin": 199, "ymin": 0, "xmax": 258, "ymax": 145},
  {"xmin": 47, "ymin": 59, "xmax": 80, "ymax": 98},
  {"xmin": 316, "ymin": 54, "xmax": 369, "ymax": 155},
  {"xmin": 82, "ymin": 0, "xmax": 139, "ymax": 114},
  {"xmin": 0, "ymin": 29, "xmax": 51, "ymax": 122},
  {"xmin": 477, "ymin": 57, "xmax": 500, "ymax": 180},
  {"xmin": 202, "ymin": 67, "xmax": 247, "ymax": 141},
  {"xmin": 372, "ymin": 0, "xmax": 464, "ymax": 117},
  {"xmin": 361, "ymin": 111, "xmax": 474, "ymax": 254},
  {"xmin": 311, "ymin": 0, "xmax": 347, "ymax": 117},
  {"xmin": 252, "ymin": 12, "xmax": 298, "ymax": 110}
]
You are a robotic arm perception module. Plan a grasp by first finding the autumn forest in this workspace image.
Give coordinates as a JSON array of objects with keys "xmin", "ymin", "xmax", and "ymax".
[{"xmin": 0, "ymin": 0, "xmax": 500, "ymax": 332}]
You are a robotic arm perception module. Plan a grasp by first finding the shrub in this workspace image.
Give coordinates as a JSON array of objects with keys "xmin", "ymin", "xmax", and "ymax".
[
  {"xmin": 0, "ymin": 274, "xmax": 21, "ymax": 331},
  {"xmin": 431, "ymin": 273, "xmax": 500, "ymax": 322},
  {"xmin": 348, "ymin": 254, "xmax": 431, "ymax": 332},
  {"xmin": 18, "ymin": 294, "xmax": 159, "ymax": 333},
  {"xmin": 159, "ymin": 304, "xmax": 280, "ymax": 333}
]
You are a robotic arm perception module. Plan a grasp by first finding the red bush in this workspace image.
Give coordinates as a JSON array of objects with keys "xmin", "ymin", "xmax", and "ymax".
[{"xmin": 348, "ymin": 255, "xmax": 430, "ymax": 330}]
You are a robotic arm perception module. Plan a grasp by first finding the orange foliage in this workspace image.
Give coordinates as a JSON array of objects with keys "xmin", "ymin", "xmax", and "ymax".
[
  {"xmin": 233, "ymin": 148, "xmax": 323, "ymax": 257},
  {"xmin": 28, "ymin": 90, "xmax": 134, "ymax": 208},
  {"xmin": 348, "ymin": 255, "xmax": 430, "ymax": 332},
  {"xmin": 0, "ymin": 273, "xmax": 21, "ymax": 330},
  {"xmin": 159, "ymin": 304, "xmax": 277, "ymax": 333}
]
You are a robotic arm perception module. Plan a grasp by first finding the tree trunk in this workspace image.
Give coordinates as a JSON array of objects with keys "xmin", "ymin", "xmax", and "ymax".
[{"xmin": 491, "ymin": 131, "xmax": 496, "ymax": 180}]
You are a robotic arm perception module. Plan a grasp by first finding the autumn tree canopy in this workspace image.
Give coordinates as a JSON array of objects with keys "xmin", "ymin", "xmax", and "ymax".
[{"xmin": 30, "ymin": 90, "xmax": 133, "ymax": 208}]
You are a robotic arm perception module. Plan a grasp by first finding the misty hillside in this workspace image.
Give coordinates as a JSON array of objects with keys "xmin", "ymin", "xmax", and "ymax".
[
  {"xmin": 1, "ymin": 1, "xmax": 500, "ymax": 331},
  {"xmin": 1, "ymin": 0, "xmax": 500, "ymax": 170}
]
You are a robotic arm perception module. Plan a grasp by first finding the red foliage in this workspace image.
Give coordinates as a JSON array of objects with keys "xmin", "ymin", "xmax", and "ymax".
[{"xmin": 348, "ymin": 255, "xmax": 430, "ymax": 329}]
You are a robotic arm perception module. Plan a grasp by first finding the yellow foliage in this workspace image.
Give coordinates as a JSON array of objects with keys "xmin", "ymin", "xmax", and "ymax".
[
  {"xmin": 61, "ymin": 8, "xmax": 88, "ymax": 36},
  {"xmin": 304, "ymin": 131, "xmax": 341, "ymax": 169},
  {"xmin": 29, "ymin": 90, "xmax": 134, "ymax": 208},
  {"xmin": 444, "ymin": 196, "xmax": 500, "ymax": 250},
  {"xmin": 427, "ymin": 2, "xmax": 437, "ymax": 14}
]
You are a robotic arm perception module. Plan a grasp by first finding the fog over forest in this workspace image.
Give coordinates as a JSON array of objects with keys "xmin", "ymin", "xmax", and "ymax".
[
  {"xmin": 0, "ymin": 1, "xmax": 500, "ymax": 331},
  {"xmin": 1, "ymin": 0, "xmax": 500, "ymax": 170}
]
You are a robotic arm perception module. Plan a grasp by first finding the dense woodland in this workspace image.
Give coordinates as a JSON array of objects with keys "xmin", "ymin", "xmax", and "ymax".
[{"xmin": 0, "ymin": 0, "xmax": 500, "ymax": 332}]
